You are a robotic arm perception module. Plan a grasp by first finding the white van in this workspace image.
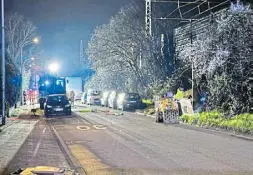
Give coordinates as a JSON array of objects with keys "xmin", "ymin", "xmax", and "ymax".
[{"xmin": 86, "ymin": 90, "xmax": 101, "ymax": 105}]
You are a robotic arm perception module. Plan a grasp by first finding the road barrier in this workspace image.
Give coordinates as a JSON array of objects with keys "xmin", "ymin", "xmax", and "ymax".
[{"xmin": 163, "ymin": 109, "xmax": 179, "ymax": 124}]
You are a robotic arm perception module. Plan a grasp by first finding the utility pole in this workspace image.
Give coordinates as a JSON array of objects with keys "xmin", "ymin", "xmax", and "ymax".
[
  {"xmin": 1, "ymin": 0, "xmax": 6, "ymax": 125},
  {"xmin": 145, "ymin": 0, "xmax": 152, "ymax": 36},
  {"xmin": 80, "ymin": 40, "xmax": 84, "ymax": 67}
]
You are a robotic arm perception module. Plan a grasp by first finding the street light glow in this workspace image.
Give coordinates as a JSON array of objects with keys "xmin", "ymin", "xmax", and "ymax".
[
  {"xmin": 48, "ymin": 62, "xmax": 59, "ymax": 73},
  {"xmin": 31, "ymin": 57, "xmax": 35, "ymax": 60},
  {"xmin": 33, "ymin": 37, "xmax": 39, "ymax": 44}
]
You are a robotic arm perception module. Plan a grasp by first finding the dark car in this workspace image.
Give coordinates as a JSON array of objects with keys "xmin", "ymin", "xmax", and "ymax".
[
  {"xmin": 117, "ymin": 93, "xmax": 142, "ymax": 111},
  {"xmin": 44, "ymin": 94, "xmax": 71, "ymax": 117}
]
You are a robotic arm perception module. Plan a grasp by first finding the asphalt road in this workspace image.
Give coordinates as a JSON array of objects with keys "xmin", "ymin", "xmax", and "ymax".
[
  {"xmin": 50, "ymin": 105, "xmax": 253, "ymax": 175},
  {"xmin": 4, "ymin": 104, "xmax": 253, "ymax": 175}
]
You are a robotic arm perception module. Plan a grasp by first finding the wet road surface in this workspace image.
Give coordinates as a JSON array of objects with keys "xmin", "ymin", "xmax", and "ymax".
[{"xmin": 4, "ymin": 105, "xmax": 253, "ymax": 175}]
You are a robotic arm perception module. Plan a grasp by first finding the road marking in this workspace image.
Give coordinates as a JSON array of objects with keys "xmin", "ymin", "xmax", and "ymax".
[
  {"xmin": 42, "ymin": 127, "xmax": 47, "ymax": 133},
  {"xmin": 69, "ymin": 144, "xmax": 116, "ymax": 175},
  {"xmin": 76, "ymin": 125, "xmax": 90, "ymax": 131},
  {"xmin": 32, "ymin": 126, "xmax": 46, "ymax": 158},
  {"xmin": 93, "ymin": 124, "xmax": 107, "ymax": 130},
  {"xmin": 32, "ymin": 138, "xmax": 42, "ymax": 158}
]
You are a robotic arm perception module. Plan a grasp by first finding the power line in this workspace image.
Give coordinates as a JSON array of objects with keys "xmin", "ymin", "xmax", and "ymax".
[{"xmin": 145, "ymin": 0, "xmax": 230, "ymax": 36}]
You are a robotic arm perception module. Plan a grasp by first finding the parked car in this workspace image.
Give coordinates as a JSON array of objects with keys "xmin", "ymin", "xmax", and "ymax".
[
  {"xmin": 108, "ymin": 91, "xmax": 121, "ymax": 109},
  {"xmin": 87, "ymin": 90, "xmax": 101, "ymax": 105},
  {"xmin": 81, "ymin": 92, "xmax": 87, "ymax": 104},
  {"xmin": 75, "ymin": 92, "xmax": 83, "ymax": 101},
  {"xmin": 100, "ymin": 91, "xmax": 111, "ymax": 107},
  {"xmin": 44, "ymin": 94, "xmax": 71, "ymax": 117},
  {"xmin": 117, "ymin": 93, "xmax": 142, "ymax": 111}
]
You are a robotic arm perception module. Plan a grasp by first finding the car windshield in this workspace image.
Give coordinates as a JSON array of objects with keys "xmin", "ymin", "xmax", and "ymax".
[
  {"xmin": 126, "ymin": 93, "xmax": 139, "ymax": 101},
  {"xmin": 88, "ymin": 91, "xmax": 100, "ymax": 96},
  {"xmin": 47, "ymin": 95, "xmax": 68, "ymax": 105}
]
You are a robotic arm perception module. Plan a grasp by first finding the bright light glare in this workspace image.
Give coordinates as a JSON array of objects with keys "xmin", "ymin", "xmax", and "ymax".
[
  {"xmin": 45, "ymin": 81, "xmax": 49, "ymax": 85},
  {"xmin": 48, "ymin": 62, "xmax": 59, "ymax": 73},
  {"xmin": 118, "ymin": 93, "xmax": 125, "ymax": 101},
  {"xmin": 103, "ymin": 91, "xmax": 109, "ymax": 97},
  {"xmin": 33, "ymin": 37, "xmax": 39, "ymax": 44},
  {"xmin": 31, "ymin": 57, "xmax": 35, "ymax": 60}
]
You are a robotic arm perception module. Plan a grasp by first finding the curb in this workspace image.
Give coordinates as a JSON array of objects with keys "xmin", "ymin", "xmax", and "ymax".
[
  {"xmin": 135, "ymin": 112, "xmax": 253, "ymax": 142},
  {"xmin": 135, "ymin": 112, "xmax": 156, "ymax": 119},
  {"xmin": 178, "ymin": 122, "xmax": 253, "ymax": 142},
  {"xmin": 230, "ymin": 134, "xmax": 253, "ymax": 141}
]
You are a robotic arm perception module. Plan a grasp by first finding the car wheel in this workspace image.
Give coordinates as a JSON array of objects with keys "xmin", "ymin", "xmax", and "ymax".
[
  {"xmin": 45, "ymin": 113, "xmax": 49, "ymax": 117},
  {"xmin": 67, "ymin": 112, "xmax": 72, "ymax": 116}
]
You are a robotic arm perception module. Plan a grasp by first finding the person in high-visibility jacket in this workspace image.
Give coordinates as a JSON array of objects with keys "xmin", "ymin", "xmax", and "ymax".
[{"xmin": 174, "ymin": 88, "xmax": 184, "ymax": 100}]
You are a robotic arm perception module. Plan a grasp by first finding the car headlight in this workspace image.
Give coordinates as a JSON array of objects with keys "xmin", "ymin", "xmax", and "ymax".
[
  {"xmin": 47, "ymin": 105, "xmax": 52, "ymax": 108},
  {"xmin": 65, "ymin": 104, "xmax": 71, "ymax": 107}
]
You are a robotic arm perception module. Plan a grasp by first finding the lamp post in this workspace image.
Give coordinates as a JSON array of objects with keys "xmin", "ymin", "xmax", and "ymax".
[
  {"xmin": 1, "ymin": 0, "xmax": 6, "ymax": 125},
  {"xmin": 20, "ymin": 37, "xmax": 39, "ymax": 105}
]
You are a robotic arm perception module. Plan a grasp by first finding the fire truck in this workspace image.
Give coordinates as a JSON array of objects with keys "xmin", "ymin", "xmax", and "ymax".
[{"xmin": 38, "ymin": 73, "xmax": 66, "ymax": 109}]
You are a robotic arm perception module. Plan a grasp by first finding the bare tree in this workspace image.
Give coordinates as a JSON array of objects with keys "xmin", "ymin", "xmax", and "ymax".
[
  {"xmin": 86, "ymin": 1, "xmax": 170, "ymax": 95},
  {"xmin": 5, "ymin": 13, "xmax": 37, "ymax": 67}
]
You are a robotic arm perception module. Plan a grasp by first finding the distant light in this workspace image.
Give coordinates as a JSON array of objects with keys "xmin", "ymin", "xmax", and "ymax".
[
  {"xmin": 31, "ymin": 57, "xmax": 35, "ymax": 60},
  {"xmin": 33, "ymin": 37, "xmax": 39, "ymax": 44},
  {"xmin": 48, "ymin": 62, "xmax": 59, "ymax": 73},
  {"xmin": 45, "ymin": 81, "xmax": 49, "ymax": 85}
]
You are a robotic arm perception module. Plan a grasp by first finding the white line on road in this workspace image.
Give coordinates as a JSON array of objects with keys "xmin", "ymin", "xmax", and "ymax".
[
  {"xmin": 42, "ymin": 127, "xmax": 47, "ymax": 133},
  {"xmin": 76, "ymin": 125, "xmax": 90, "ymax": 131},
  {"xmin": 93, "ymin": 125, "xmax": 107, "ymax": 130},
  {"xmin": 32, "ymin": 138, "xmax": 42, "ymax": 158},
  {"xmin": 32, "ymin": 127, "xmax": 46, "ymax": 158}
]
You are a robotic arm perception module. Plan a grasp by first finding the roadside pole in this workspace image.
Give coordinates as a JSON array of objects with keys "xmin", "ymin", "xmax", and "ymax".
[{"xmin": 1, "ymin": 0, "xmax": 6, "ymax": 125}]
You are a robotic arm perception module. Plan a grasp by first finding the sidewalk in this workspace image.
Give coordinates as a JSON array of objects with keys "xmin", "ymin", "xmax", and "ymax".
[
  {"xmin": 0, "ymin": 120, "xmax": 38, "ymax": 174},
  {"xmin": 0, "ymin": 105, "xmax": 40, "ymax": 174}
]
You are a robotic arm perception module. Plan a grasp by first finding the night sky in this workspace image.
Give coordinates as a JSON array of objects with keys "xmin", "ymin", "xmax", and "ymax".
[{"xmin": 5, "ymin": 0, "xmax": 132, "ymax": 75}]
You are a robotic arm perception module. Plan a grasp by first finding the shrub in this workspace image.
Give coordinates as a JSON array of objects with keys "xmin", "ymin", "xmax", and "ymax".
[{"xmin": 142, "ymin": 99, "xmax": 154, "ymax": 105}]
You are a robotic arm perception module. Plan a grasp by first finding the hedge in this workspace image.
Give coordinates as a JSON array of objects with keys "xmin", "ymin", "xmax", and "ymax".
[{"xmin": 180, "ymin": 111, "xmax": 253, "ymax": 134}]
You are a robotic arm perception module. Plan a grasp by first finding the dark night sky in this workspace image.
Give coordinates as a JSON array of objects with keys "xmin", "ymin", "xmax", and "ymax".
[{"xmin": 5, "ymin": 0, "xmax": 132, "ymax": 75}]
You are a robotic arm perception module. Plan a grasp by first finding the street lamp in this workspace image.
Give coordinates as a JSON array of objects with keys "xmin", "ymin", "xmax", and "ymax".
[
  {"xmin": 1, "ymin": 0, "xmax": 6, "ymax": 125},
  {"xmin": 33, "ymin": 37, "xmax": 39, "ymax": 44},
  {"xmin": 48, "ymin": 62, "xmax": 59, "ymax": 74}
]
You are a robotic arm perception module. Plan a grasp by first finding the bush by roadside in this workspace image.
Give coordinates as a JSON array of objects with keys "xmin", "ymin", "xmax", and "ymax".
[
  {"xmin": 142, "ymin": 99, "xmax": 154, "ymax": 105},
  {"xmin": 180, "ymin": 111, "xmax": 253, "ymax": 134},
  {"xmin": 143, "ymin": 105, "xmax": 155, "ymax": 115}
]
